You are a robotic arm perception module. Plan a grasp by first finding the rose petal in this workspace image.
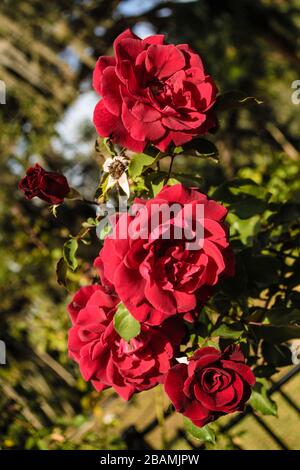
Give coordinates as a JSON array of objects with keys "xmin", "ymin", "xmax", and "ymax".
[
  {"xmin": 164, "ymin": 364, "xmax": 188, "ymax": 411},
  {"xmin": 93, "ymin": 100, "xmax": 145, "ymax": 152},
  {"xmin": 145, "ymin": 44, "xmax": 186, "ymax": 80},
  {"xmin": 93, "ymin": 56, "xmax": 116, "ymax": 95},
  {"xmin": 122, "ymin": 100, "xmax": 166, "ymax": 141},
  {"xmin": 101, "ymin": 66, "xmax": 123, "ymax": 115}
]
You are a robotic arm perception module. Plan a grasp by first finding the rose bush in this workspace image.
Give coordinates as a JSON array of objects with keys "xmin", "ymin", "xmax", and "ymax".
[
  {"xmin": 165, "ymin": 346, "xmax": 256, "ymax": 427},
  {"xmin": 93, "ymin": 29, "xmax": 217, "ymax": 152},
  {"xmin": 96, "ymin": 184, "xmax": 234, "ymax": 325},
  {"xmin": 19, "ymin": 28, "xmax": 288, "ymax": 442},
  {"xmin": 68, "ymin": 284, "xmax": 185, "ymax": 400},
  {"xmin": 18, "ymin": 163, "xmax": 70, "ymax": 204}
]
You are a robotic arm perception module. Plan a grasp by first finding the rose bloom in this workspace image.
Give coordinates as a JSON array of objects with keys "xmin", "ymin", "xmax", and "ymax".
[
  {"xmin": 68, "ymin": 284, "xmax": 185, "ymax": 400},
  {"xmin": 165, "ymin": 346, "xmax": 255, "ymax": 427},
  {"xmin": 18, "ymin": 164, "xmax": 70, "ymax": 204},
  {"xmin": 93, "ymin": 29, "xmax": 217, "ymax": 152},
  {"xmin": 96, "ymin": 184, "xmax": 234, "ymax": 326}
]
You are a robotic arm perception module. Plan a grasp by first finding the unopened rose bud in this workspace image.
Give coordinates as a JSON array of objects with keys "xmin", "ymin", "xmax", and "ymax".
[{"xmin": 18, "ymin": 164, "xmax": 70, "ymax": 205}]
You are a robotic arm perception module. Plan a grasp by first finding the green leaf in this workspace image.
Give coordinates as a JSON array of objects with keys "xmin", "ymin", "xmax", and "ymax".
[
  {"xmin": 184, "ymin": 418, "xmax": 216, "ymax": 444},
  {"xmin": 145, "ymin": 171, "xmax": 180, "ymax": 197},
  {"xmin": 172, "ymin": 172, "xmax": 203, "ymax": 187},
  {"xmin": 63, "ymin": 238, "xmax": 78, "ymax": 271},
  {"xmin": 128, "ymin": 153, "xmax": 156, "ymax": 178},
  {"xmin": 56, "ymin": 257, "xmax": 68, "ymax": 287},
  {"xmin": 82, "ymin": 217, "xmax": 99, "ymax": 228},
  {"xmin": 268, "ymin": 203, "xmax": 300, "ymax": 225},
  {"xmin": 250, "ymin": 324, "xmax": 300, "ymax": 344},
  {"xmin": 245, "ymin": 255, "xmax": 280, "ymax": 288},
  {"xmin": 98, "ymin": 222, "xmax": 112, "ymax": 240},
  {"xmin": 131, "ymin": 175, "xmax": 148, "ymax": 194},
  {"xmin": 212, "ymin": 323, "xmax": 243, "ymax": 339},
  {"xmin": 265, "ymin": 307, "xmax": 300, "ymax": 326},
  {"xmin": 211, "ymin": 179, "xmax": 269, "ymax": 219},
  {"xmin": 95, "ymin": 137, "xmax": 115, "ymax": 157},
  {"xmin": 229, "ymin": 183, "xmax": 266, "ymax": 199},
  {"xmin": 212, "ymin": 178, "xmax": 266, "ymax": 201},
  {"xmin": 146, "ymin": 172, "xmax": 165, "ymax": 196},
  {"xmin": 215, "ymin": 90, "xmax": 263, "ymax": 112},
  {"xmin": 227, "ymin": 213, "xmax": 261, "ymax": 244},
  {"xmin": 262, "ymin": 342, "xmax": 292, "ymax": 367},
  {"xmin": 253, "ymin": 365, "xmax": 278, "ymax": 379},
  {"xmin": 230, "ymin": 197, "xmax": 267, "ymax": 219},
  {"xmin": 177, "ymin": 138, "xmax": 219, "ymax": 160},
  {"xmin": 114, "ymin": 303, "xmax": 141, "ymax": 342},
  {"xmin": 250, "ymin": 380, "xmax": 277, "ymax": 416}
]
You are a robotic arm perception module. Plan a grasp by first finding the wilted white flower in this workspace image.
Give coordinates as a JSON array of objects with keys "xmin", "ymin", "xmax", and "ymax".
[{"xmin": 103, "ymin": 156, "xmax": 130, "ymax": 197}]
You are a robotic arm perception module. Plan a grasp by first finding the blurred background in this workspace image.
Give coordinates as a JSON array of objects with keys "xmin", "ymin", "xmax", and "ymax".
[{"xmin": 0, "ymin": 0, "xmax": 300, "ymax": 450}]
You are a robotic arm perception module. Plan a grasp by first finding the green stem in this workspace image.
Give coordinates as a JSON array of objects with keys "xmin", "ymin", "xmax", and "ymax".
[
  {"xmin": 75, "ymin": 214, "xmax": 103, "ymax": 241},
  {"xmin": 164, "ymin": 155, "xmax": 175, "ymax": 185}
]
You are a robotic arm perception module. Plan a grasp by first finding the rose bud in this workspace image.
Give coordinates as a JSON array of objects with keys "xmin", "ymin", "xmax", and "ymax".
[{"xmin": 18, "ymin": 164, "xmax": 70, "ymax": 205}]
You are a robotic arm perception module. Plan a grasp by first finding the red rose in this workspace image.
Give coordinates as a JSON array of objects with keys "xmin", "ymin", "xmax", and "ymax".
[
  {"xmin": 93, "ymin": 29, "xmax": 217, "ymax": 152},
  {"xmin": 68, "ymin": 284, "xmax": 185, "ymax": 400},
  {"xmin": 18, "ymin": 164, "xmax": 70, "ymax": 204},
  {"xmin": 96, "ymin": 184, "xmax": 234, "ymax": 325},
  {"xmin": 165, "ymin": 346, "xmax": 256, "ymax": 427}
]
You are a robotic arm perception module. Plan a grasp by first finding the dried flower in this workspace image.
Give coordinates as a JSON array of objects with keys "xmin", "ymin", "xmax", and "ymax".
[{"xmin": 103, "ymin": 156, "xmax": 130, "ymax": 197}]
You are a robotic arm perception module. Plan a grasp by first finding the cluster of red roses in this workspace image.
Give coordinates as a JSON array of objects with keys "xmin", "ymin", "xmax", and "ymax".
[
  {"xmin": 19, "ymin": 29, "xmax": 256, "ymax": 428},
  {"xmin": 68, "ymin": 184, "xmax": 254, "ymax": 427}
]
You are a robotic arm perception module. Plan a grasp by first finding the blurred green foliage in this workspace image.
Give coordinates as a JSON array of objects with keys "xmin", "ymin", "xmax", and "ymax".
[{"xmin": 0, "ymin": 0, "xmax": 300, "ymax": 450}]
